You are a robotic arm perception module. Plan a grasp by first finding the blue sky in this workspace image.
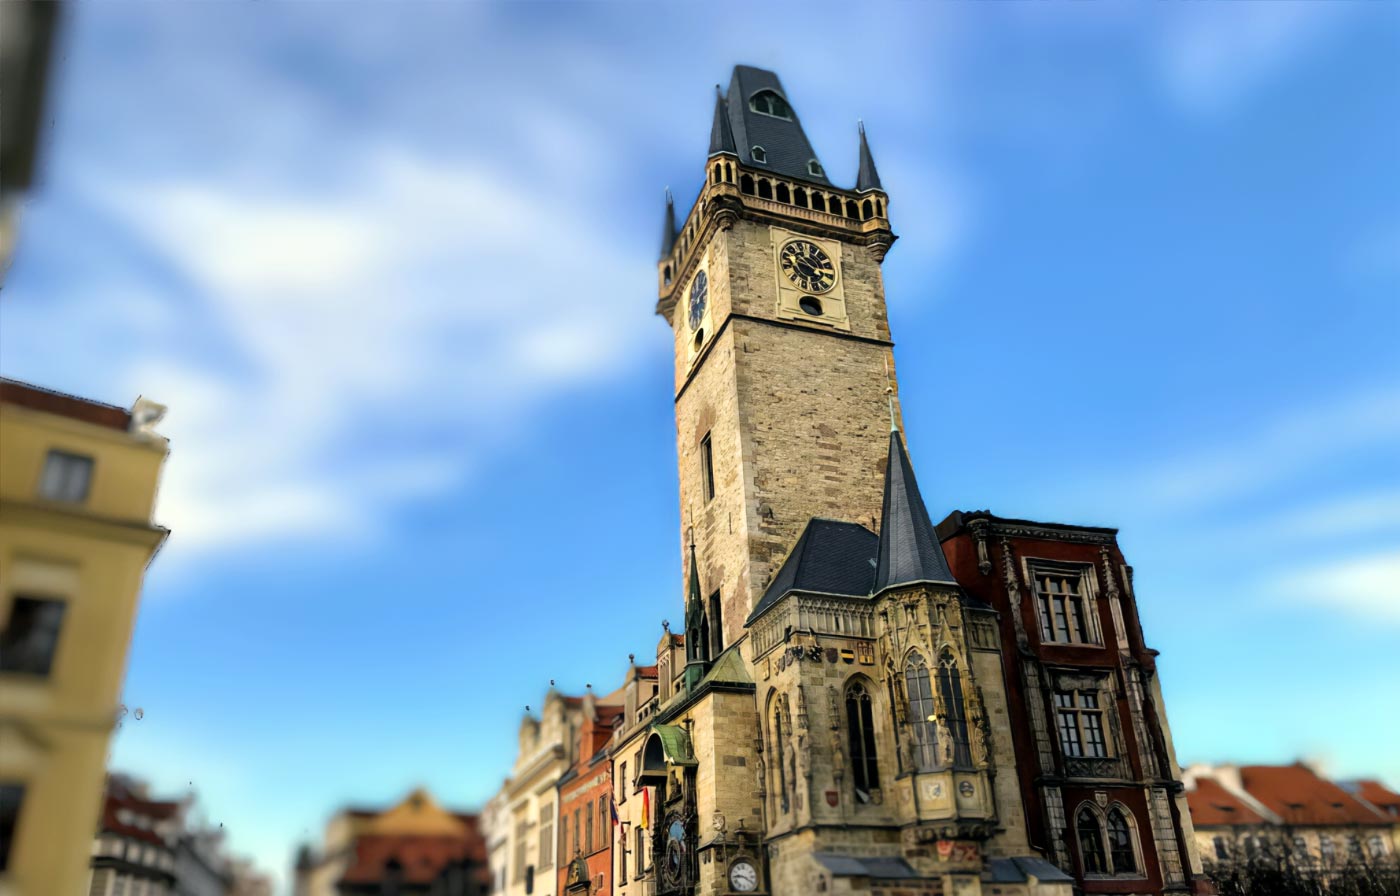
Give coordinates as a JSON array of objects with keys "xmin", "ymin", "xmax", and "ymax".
[{"xmin": 2, "ymin": 3, "xmax": 1397, "ymax": 890}]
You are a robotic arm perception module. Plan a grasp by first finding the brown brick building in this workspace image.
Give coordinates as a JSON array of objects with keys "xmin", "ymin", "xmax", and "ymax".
[{"xmin": 557, "ymin": 697, "xmax": 621, "ymax": 896}]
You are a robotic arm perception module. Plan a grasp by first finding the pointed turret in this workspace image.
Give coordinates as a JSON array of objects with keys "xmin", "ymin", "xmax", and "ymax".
[
  {"xmin": 683, "ymin": 540, "xmax": 710, "ymax": 689},
  {"xmin": 874, "ymin": 430, "xmax": 956, "ymax": 594},
  {"xmin": 709, "ymin": 86, "xmax": 737, "ymax": 156},
  {"xmin": 659, "ymin": 188, "xmax": 677, "ymax": 259},
  {"xmin": 856, "ymin": 120, "xmax": 883, "ymax": 193}
]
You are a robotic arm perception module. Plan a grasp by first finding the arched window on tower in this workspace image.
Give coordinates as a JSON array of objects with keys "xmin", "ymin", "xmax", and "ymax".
[
  {"xmin": 845, "ymin": 680, "xmax": 879, "ymax": 802},
  {"xmin": 749, "ymin": 90, "xmax": 792, "ymax": 119},
  {"xmin": 875, "ymin": 199, "xmax": 885, "ymax": 217},
  {"xmin": 793, "ymin": 187, "xmax": 808, "ymax": 209},
  {"xmin": 904, "ymin": 652, "xmax": 938, "ymax": 770},
  {"xmin": 862, "ymin": 199, "xmax": 874, "ymax": 219},
  {"xmin": 812, "ymin": 192, "xmax": 826, "ymax": 213},
  {"xmin": 846, "ymin": 199, "xmax": 860, "ymax": 219},
  {"xmin": 713, "ymin": 163, "xmax": 721, "ymax": 184},
  {"xmin": 757, "ymin": 180, "xmax": 773, "ymax": 201},
  {"xmin": 937, "ymin": 651, "xmax": 971, "ymax": 768},
  {"xmin": 776, "ymin": 183, "xmax": 790, "ymax": 204},
  {"xmin": 1107, "ymin": 807, "xmax": 1138, "ymax": 874},
  {"xmin": 1077, "ymin": 806, "xmax": 1108, "ymax": 874},
  {"xmin": 740, "ymin": 174, "xmax": 755, "ymax": 195},
  {"xmin": 708, "ymin": 592, "xmax": 723, "ymax": 658}
]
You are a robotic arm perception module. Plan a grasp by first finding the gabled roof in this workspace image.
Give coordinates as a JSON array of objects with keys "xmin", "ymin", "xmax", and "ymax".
[
  {"xmin": 856, "ymin": 121, "xmax": 883, "ymax": 193},
  {"xmin": 1350, "ymin": 780, "xmax": 1400, "ymax": 816},
  {"xmin": 874, "ymin": 431, "xmax": 957, "ymax": 594},
  {"xmin": 699, "ymin": 644, "xmax": 752, "ymax": 687},
  {"xmin": 725, "ymin": 65, "xmax": 831, "ymax": 187},
  {"xmin": 1239, "ymin": 764, "xmax": 1389, "ymax": 826},
  {"xmin": 747, "ymin": 518, "xmax": 878, "ymax": 624},
  {"xmin": 1187, "ymin": 778, "xmax": 1269, "ymax": 827}
]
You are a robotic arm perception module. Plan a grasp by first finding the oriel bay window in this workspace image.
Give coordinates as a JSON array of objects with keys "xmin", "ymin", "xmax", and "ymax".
[
  {"xmin": 845, "ymin": 680, "xmax": 879, "ymax": 801},
  {"xmin": 1055, "ymin": 688, "xmax": 1108, "ymax": 758}
]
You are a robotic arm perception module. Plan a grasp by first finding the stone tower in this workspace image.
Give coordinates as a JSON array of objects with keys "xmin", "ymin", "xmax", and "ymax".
[{"xmin": 658, "ymin": 65, "xmax": 900, "ymax": 652}]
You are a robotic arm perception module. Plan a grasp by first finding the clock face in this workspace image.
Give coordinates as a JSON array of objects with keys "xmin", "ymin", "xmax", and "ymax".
[
  {"xmin": 729, "ymin": 860, "xmax": 758, "ymax": 892},
  {"xmin": 688, "ymin": 270, "xmax": 709, "ymax": 330},
  {"xmin": 779, "ymin": 240, "xmax": 836, "ymax": 294}
]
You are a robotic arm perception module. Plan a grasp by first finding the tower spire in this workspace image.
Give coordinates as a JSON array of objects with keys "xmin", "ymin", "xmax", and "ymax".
[
  {"xmin": 873, "ymin": 430, "xmax": 956, "ymax": 594},
  {"xmin": 856, "ymin": 119, "xmax": 883, "ymax": 193},
  {"xmin": 709, "ymin": 85, "xmax": 737, "ymax": 156},
  {"xmin": 660, "ymin": 188, "xmax": 677, "ymax": 258}
]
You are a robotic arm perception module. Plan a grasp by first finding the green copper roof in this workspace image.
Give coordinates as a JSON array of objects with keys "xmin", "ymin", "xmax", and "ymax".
[
  {"xmin": 649, "ymin": 723, "xmax": 697, "ymax": 767},
  {"xmin": 700, "ymin": 644, "xmax": 752, "ymax": 687}
]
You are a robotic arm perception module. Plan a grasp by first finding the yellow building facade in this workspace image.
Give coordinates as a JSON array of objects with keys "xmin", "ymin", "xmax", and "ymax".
[{"xmin": 0, "ymin": 378, "xmax": 169, "ymax": 896}]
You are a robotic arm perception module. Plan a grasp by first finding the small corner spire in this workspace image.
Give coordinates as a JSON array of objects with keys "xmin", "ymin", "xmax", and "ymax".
[
  {"xmin": 856, "ymin": 120, "xmax": 883, "ymax": 193},
  {"xmin": 709, "ymin": 85, "xmax": 737, "ymax": 157},
  {"xmin": 660, "ymin": 188, "xmax": 677, "ymax": 258},
  {"xmin": 874, "ymin": 428, "xmax": 957, "ymax": 594}
]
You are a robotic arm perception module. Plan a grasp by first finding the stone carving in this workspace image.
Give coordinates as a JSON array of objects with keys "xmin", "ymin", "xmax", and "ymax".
[
  {"xmin": 998, "ymin": 538, "xmax": 1029, "ymax": 649},
  {"xmin": 796, "ymin": 686, "xmax": 809, "ymax": 731}
]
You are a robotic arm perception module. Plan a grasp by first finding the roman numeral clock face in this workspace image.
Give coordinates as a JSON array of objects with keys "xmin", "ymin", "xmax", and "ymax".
[{"xmin": 780, "ymin": 239, "xmax": 835, "ymax": 293}]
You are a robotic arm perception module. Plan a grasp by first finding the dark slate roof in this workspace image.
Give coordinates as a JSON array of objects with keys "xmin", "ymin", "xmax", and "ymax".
[
  {"xmin": 746, "ymin": 519, "xmax": 878, "ymax": 624},
  {"xmin": 708, "ymin": 87, "xmax": 737, "ymax": 156},
  {"xmin": 986, "ymin": 857, "xmax": 1074, "ymax": 884},
  {"xmin": 813, "ymin": 854, "xmax": 920, "ymax": 880},
  {"xmin": 659, "ymin": 189, "xmax": 677, "ymax": 258},
  {"xmin": 726, "ymin": 65, "xmax": 831, "ymax": 187},
  {"xmin": 874, "ymin": 431, "xmax": 958, "ymax": 593},
  {"xmin": 856, "ymin": 122, "xmax": 883, "ymax": 193}
]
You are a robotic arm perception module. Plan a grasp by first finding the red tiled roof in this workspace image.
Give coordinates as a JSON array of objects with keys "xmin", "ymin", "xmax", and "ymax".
[
  {"xmin": 1187, "ymin": 778, "xmax": 1267, "ymax": 827},
  {"xmin": 1240, "ymin": 764, "xmax": 1388, "ymax": 826},
  {"xmin": 1355, "ymin": 780, "xmax": 1400, "ymax": 815},
  {"xmin": 340, "ymin": 833, "xmax": 486, "ymax": 886},
  {"xmin": 635, "ymin": 665, "xmax": 658, "ymax": 679},
  {"xmin": 100, "ymin": 790, "xmax": 182, "ymax": 847},
  {"xmin": 0, "ymin": 378, "xmax": 131, "ymax": 430}
]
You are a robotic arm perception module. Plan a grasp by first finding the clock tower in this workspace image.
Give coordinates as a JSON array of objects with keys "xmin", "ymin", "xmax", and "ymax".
[{"xmin": 658, "ymin": 65, "xmax": 900, "ymax": 653}]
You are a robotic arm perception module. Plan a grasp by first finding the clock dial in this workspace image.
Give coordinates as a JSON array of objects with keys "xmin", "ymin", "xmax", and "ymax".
[
  {"xmin": 688, "ymin": 270, "xmax": 709, "ymax": 330},
  {"xmin": 779, "ymin": 240, "xmax": 836, "ymax": 294},
  {"xmin": 729, "ymin": 860, "xmax": 758, "ymax": 892}
]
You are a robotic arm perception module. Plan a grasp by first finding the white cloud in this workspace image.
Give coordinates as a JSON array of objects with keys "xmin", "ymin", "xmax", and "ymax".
[
  {"xmin": 78, "ymin": 138, "xmax": 652, "ymax": 556},
  {"xmin": 1272, "ymin": 550, "xmax": 1400, "ymax": 623}
]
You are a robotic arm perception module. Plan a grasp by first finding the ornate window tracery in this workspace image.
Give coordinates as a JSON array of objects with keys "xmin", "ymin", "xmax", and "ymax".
[
  {"xmin": 937, "ymin": 650, "xmax": 972, "ymax": 768},
  {"xmin": 845, "ymin": 680, "xmax": 879, "ymax": 801},
  {"xmin": 904, "ymin": 652, "xmax": 939, "ymax": 770}
]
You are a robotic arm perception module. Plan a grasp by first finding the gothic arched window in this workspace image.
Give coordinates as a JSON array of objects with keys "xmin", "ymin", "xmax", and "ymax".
[
  {"xmin": 771, "ymin": 695, "xmax": 790, "ymax": 813},
  {"xmin": 1107, "ymin": 808, "xmax": 1137, "ymax": 874},
  {"xmin": 749, "ymin": 90, "xmax": 792, "ymax": 120},
  {"xmin": 757, "ymin": 179, "xmax": 773, "ymax": 200},
  {"xmin": 862, "ymin": 199, "xmax": 874, "ymax": 219},
  {"xmin": 846, "ymin": 199, "xmax": 860, "ymax": 219},
  {"xmin": 845, "ymin": 680, "xmax": 879, "ymax": 802},
  {"xmin": 811, "ymin": 192, "xmax": 826, "ymax": 213},
  {"xmin": 776, "ymin": 183, "xmax": 790, "ymax": 204},
  {"xmin": 938, "ymin": 651, "xmax": 972, "ymax": 768},
  {"xmin": 904, "ymin": 652, "xmax": 938, "ymax": 770},
  {"xmin": 793, "ymin": 187, "xmax": 808, "ymax": 209},
  {"xmin": 1077, "ymin": 806, "xmax": 1107, "ymax": 874}
]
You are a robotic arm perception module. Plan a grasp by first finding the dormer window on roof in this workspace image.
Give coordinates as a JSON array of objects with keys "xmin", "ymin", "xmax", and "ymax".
[
  {"xmin": 751, "ymin": 145, "xmax": 767, "ymax": 163},
  {"xmin": 807, "ymin": 159, "xmax": 824, "ymax": 177},
  {"xmin": 749, "ymin": 90, "xmax": 791, "ymax": 120}
]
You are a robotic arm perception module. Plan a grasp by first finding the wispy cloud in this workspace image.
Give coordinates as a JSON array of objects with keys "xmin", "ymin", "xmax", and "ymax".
[
  {"xmin": 1271, "ymin": 549, "xmax": 1400, "ymax": 623},
  {"xmin": 1123, "ymin": 386, "xmax": 1400, "ymax": 513}
]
